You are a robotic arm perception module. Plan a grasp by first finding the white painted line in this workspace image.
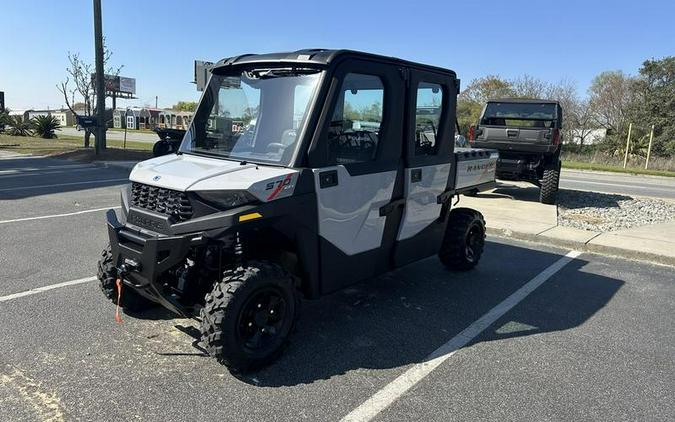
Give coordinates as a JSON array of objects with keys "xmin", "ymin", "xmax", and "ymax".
[
  {"xmin": 341, "ymin": 250, "xmax": 582, "ymax": 422},
  {"xmin": 0, "ymin": 276, "xmax": 97, "ymax": 303},
  {"xmin": 0, "ymin": 178, "xmax": 128, "ymax": 192},
  {"xmin": 0, "ymin": 163, "xmax": 96, "ymax": 174},
  {"xmin": 0, "ymin": 206, "xmax": 120, "ymax": 225},
  {"xmin": 0, "ymin": 166, "xmax": 102, "ymax": 179}
]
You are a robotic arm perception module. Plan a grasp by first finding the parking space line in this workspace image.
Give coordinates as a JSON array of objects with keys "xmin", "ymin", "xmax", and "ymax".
[
  {"xmin": 0, "ymin": 276, "xmax": 97, "ymax": 303},
  {"xmin": 341, "ymin": 250, "xmax": 582, "ymax": 422},
  {"xmin": 0, "ymin": 167, "xmax": 103, "ymax": 179},
  {"xmin": 0, "ymin": 178, "xmax": 128, "ymax": 192},
  {"xmin": 0, "ymin": 163, "xmax": 96, "ymax": 174},
  {"xmin": 0, "ymin": 206, "xmax": 120, "ymax": 225}
]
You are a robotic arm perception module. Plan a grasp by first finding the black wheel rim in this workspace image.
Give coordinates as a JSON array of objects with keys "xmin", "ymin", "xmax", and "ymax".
[
  {"xmin": 237, "ymin": 287, "xmax": 287, "ymax": 353},
  {"xmin": 465, "ymin": 224, "xmax": 483, "ymax": 263}
]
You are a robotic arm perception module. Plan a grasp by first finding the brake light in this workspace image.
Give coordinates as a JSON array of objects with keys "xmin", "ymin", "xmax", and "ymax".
[
  {"xmin": 551, "ymin": 128, "xmax": 560, "ymax": 145},
  {"xmin": 469, "ymin": 125, "xmax": 475, "ymax": 142}
]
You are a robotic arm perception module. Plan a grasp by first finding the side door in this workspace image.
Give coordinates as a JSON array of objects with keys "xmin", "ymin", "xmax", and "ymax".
[
  {"xmin": 307, "ymin": 60, "xmax": 405, "ymax": 294},
  {"xmin": 394, "ymin": 70, "xmax": 457, "ymax": 266}
]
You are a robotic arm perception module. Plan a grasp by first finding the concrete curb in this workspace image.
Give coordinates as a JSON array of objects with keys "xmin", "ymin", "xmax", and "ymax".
[{"xmin": 487, "ymin": 227, "xmax": 675, "ymax": 267}]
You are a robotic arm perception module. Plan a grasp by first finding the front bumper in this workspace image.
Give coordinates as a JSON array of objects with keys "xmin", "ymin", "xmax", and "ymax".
[{"xmin": 106, "ymin": 209, "xmax": 205, "ymax": 315}]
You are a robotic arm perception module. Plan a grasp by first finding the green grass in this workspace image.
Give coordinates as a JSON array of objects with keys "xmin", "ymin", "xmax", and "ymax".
[
  {"xmin": 563, "ymin": 160, "xmax": 675, "ymax": 177},
  {"xmin": 0, "ymin": 133, "xmax": 153, "ymax": 160}
]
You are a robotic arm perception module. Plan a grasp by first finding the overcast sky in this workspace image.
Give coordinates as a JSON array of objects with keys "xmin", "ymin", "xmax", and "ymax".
[{"xmin": 1, "ymin": 0, "xmax": 673, "ymax": 110}]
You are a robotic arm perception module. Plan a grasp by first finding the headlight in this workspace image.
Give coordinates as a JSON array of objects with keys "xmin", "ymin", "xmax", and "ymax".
[{"xmin": 195, "ymin": 191, "xmax": 257, "ymax": 210}]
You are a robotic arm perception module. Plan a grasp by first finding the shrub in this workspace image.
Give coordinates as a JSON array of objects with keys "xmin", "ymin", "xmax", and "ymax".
[
  {"xmin": 7, "ymin": 116, "xmax": 32, "ymax": 136},
  {"xmin": 31, "ymin": 115, "xmax": 61, "ymax": 139}
]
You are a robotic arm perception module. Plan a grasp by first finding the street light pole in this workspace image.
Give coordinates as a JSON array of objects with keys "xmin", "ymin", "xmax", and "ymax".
[{"xmin": 93, "ymin": 0, "xmax": 106, "ymax": 154}]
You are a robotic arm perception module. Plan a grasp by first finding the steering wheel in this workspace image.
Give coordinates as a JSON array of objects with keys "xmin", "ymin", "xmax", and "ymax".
[{"xmin": 266, "ymin": 143, "xmax": 286, "ymax": 153}]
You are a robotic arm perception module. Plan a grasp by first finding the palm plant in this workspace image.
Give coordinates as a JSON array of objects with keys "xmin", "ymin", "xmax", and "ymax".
[
  {"xmin": 7, "ymin": 116, "xmax": 32, "ymax": 136},
  {"xmin": 31, "ymin": 115, "xmax": 61, "ymax": 139}
]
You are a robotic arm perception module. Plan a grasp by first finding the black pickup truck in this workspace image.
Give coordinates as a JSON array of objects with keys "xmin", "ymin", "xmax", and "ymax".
[{"xmin": 470, "ymin": 99, "xmax": 562, "ymax": 204}]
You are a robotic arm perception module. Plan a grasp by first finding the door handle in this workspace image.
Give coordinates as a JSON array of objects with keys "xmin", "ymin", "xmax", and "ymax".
[
  {"xmin": 379, "ymin": 198, "xmax": 406, "ymax": 217},
  {"xmin": 411, "ymin": 168, "xmax": 422, "ymax": 183},
  {"xmin": 319, "ymin": 170, "xmax": 338, "ymax": 188}
]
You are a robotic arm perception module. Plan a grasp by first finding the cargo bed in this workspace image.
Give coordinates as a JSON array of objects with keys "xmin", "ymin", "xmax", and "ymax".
[{"xmin": 454, "ymin": 147, "xmax": 498, "ymax": 193}]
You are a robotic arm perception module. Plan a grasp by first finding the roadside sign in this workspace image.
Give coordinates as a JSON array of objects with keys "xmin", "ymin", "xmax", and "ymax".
[{"xmin": 76, "ymin": 115, "xmax": 98, "ymax": 128}]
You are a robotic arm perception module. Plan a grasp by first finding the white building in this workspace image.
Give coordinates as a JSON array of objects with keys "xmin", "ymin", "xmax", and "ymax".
[{"xmin": 570, "ymin": 128, "xmax": 607, "ymax": 145}]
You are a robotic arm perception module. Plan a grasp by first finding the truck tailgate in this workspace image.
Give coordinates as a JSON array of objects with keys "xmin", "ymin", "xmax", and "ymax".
[
  {"xmin": 479, "ymin": 126, "xmax": 549, "ymax": 144},
  {"xmin": 454, "ymin": 148, "xmax": 498, "ymax": 191}
]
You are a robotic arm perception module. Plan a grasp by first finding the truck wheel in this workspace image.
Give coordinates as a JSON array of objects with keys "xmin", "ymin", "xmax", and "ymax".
[
  {"xmin": 97, "ymin": 246, "xmax": 155, "ymax": 312},
  {"xmin": 199, "ymin": 261, "xmax": 300, "ymax": 372},
  {"xmin": 540, "ymin": 162, "xmax": 561, "ymax": 205},
  {"xmin": 438, "ymin": 208, "xmax": 486, "ymax": 271}
]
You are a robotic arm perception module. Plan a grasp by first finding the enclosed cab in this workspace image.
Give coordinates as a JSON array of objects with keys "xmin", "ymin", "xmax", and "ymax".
[
  {"xmin": 470, "ymin": 99, "xmax": 562, "ymax": 204},
  {"xmin": 99, "ymin": 49, "xmax": 495, "ymax": 371}
]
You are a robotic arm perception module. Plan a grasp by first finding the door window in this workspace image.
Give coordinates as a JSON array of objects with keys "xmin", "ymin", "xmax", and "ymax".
[
  {"xmin": 328, "ymin": 73, "xmax": 384, "ymax": 164},
  {"xmin": 415, "ymin": 82, "xmax": 444, "ymax": 155}
]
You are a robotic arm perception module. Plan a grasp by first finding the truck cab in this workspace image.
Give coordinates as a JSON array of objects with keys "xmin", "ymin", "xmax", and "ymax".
[{"xmin": 100, "ymin": 49, "xmax": 496, "ymax": 371}]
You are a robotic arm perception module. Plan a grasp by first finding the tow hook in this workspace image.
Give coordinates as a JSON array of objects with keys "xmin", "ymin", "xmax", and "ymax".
[{"xmin": 114, "ymin": 260, "xmax": 140, "ymax": 324}]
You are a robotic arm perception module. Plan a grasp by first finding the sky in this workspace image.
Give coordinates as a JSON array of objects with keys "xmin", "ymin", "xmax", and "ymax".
[{"xmin": 1, "ymin": 0, "xmax": 673, "ymax": 110}]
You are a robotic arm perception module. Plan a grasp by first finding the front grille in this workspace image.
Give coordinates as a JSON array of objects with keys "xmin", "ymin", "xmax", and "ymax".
[{"xmin": 130, "ymin": 182, "xmax": 193, "ymax": 221}]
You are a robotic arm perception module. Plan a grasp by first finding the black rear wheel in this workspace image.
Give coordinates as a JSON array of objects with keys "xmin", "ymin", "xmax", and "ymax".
[
  {"xmin": 199, "ymin": 261, "xmax": 299, "ymax": 372},
  {"xmin": 438, "ymin": 208, "xmax": 486, "ymax": 271},
  {"xmin": 540, "ymin": 161, "xmax": 561, "ymax": 205}
]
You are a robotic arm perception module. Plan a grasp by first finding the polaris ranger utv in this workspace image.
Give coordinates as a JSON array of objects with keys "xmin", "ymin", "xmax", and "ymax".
[
  {"xmin": 470, "ymin": 99, "xmax": 562, "ymax": 204},
  {"xmin": 98, "ymin": 49, "xmax": 496, "ymax": 371}
]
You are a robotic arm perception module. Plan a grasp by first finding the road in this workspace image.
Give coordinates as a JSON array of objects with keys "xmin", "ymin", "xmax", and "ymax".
[
  {"xmin": 0, "ymin": 156, "xmax": 674, "ymax": 422},
  {"xmin": 560, "ymin": 169, "xmax": 675, "ymax": 200},
  {"xmin": 57, "ymin": 126, "xmax": 159, "ymax": 143}
]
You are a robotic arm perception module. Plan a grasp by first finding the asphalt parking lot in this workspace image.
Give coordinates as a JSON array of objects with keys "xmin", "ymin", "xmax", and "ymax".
[{"xmin": 1, "ymin": 156, "xmax": 674, "ymax": 422}]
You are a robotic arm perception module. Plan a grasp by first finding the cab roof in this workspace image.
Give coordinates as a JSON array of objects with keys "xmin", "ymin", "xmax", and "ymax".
[
  {"xmin": 212, "ymin": 49, "xmax": 457, "ymax": 78},
  {"xmin": 488, "ymin": 98, "xmax": 560, "ymax": 105}
]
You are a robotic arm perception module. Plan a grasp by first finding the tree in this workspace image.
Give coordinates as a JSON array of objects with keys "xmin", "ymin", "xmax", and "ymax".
[
  {"xmin": 457, "ymin": 75, "xmax": 512, "ymax": 136},
  {"xmin": 459, "ymin": 75, "xmax": 513, "ymax": 104},
  {"xmin": 172, "ymin": 101, "xmax": 198, "ymax": 112},
  {"xmin": 31, "ymin": 115, "xmax": 61, "ymax": 139},
  {"xmin": 587, "ymin": 71, "xmax": 634, "ymax": 138},
  {"xmin": 56, "ymin": 40, "xmax": 122, "ymax": 148},
  {"xmin": 626, "ymin": 56, "xmax": 675, "ymax": 156}
]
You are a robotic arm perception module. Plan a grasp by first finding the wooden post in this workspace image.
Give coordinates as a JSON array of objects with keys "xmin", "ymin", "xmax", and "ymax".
[
  {"xmin": 645, "ymin": 125, "xmax": 654, "ymax": 169},
  {"xmin": 623, "ymin": 123, "xmax": 632, "ymax": 169}
]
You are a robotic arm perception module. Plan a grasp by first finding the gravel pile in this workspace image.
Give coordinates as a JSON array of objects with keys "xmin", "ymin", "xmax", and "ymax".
[{"xmin": 557, "ymin": 190, "xmax": 675, "ymax": 232}]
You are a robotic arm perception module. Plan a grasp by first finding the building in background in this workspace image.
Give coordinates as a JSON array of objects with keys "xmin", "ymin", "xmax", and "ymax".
[
  {"xmin": 570, "ymin": 128, "xmax": 607, "ymax": 145},
  {"xmin": 112, "ymin": 107, "xmax": 193, "ymax": 130}
]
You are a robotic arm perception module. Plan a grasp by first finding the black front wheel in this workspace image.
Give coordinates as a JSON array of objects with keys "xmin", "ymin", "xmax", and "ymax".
[
  {"xmin": 438, "ymin": 208, "xmax": 486, "ymax": 271},
  {"xmin": 97, "ymin": 246, "xmax": 155, "ymax": 312},
  {"xmin": 199, "ymin": 261, "xmax": 299, "ymax": 372}
]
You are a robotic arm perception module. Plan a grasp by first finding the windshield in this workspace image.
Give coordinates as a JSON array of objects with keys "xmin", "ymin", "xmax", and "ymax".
[
  {"xmin": 482, "ymin": 102, "xmax": 557, "ymax": 128},
  {"xmin": 180, "ymin": 68, "xmax": 322, "ymax": 166}
]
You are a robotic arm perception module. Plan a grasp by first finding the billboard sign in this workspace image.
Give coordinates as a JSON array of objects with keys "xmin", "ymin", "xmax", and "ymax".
[
  {"xmin": 119, "ymin": 77, "xmax": 136, "ymax": 95},
  {"xmin": 91, "ymin": 74, "xmax": 136, "ymax": 95}
]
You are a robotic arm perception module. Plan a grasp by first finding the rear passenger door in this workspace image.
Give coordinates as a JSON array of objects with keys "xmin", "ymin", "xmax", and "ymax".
[
  {"xmin": 307, "ymin": 60, "xmax": 405, "ymax": 293},
  {"xmin": 394, "ymin": 70, "xmax": 457, "ymax": 266}
]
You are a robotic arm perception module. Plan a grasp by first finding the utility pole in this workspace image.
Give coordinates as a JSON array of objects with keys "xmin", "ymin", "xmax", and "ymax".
[
  {"xmin": 623, "ymin": 122, "xmax": 632, "ymax": 169},
  {"xmin": 93, "ymin": 0, "xmax": 106, "ymax": 154},
  {"xmin": 645, "ymin": 125, "xmax": 654, "ymax": 169},
  {"xmin": 155, "ymin": 96, "xmax": 158, "ymax": 108}
]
